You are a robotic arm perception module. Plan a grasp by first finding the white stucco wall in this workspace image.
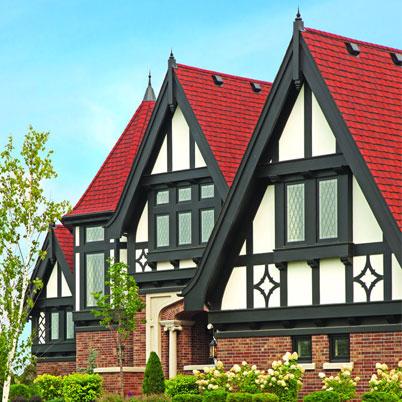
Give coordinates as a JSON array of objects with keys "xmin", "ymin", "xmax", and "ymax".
[
  {"xmin": 46, "ymin": 263, "xmax": 58, "ymax": 298},
  {"xmin": 287, "ymin": 261, "xmax": 312, "ymax": 306},
  {"xmin": 319, "ymin": 258, "xmax": 345, "ymax": 304},
  {"xmin": 221, "ymin": 266, "xmax": 247, "ymax": 310},
  {"xmin": 136, "ymin": 202, "xmax": 148, "ymax": 243},
  {"xmin": 61, "ymin": 271, "xmax": 72, "ymax": 297},
  {"xmin": 253, "ymin": 264, "xmax": 280, "ymax": 308},
  {"xmin": 172, "ymin": 107, "xmax": 190, "ymax": 171},
  {"xmin": 392, "ymin": 254, "xmax": 402, "ymax": 300},
  {"xmin": 152, "ymin": 135, "xmax": 168, "ymax": 174}
]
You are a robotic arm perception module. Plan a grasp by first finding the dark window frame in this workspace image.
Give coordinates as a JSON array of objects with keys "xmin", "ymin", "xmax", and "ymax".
[
  {"xmin": 329, "ymin": 334, "xmax": 350, "ymax": 362},
  {"xmin": 84, "ymin": 251, "xmax": 107, "ymax": 310},
  {"xmin": 292, "ymin": 335, "xmax": 312, "ymax": 363}
]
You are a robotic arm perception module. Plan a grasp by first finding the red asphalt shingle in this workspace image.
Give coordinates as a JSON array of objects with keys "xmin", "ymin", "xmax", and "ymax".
[
  {"xmin": 175, "ymin": 64, "xmax": 272, "ymax": 185},
  {"xmin": 54, "ymin": 224, "xmax": 74, "ymax": 272},
  {"xmin": 302, "ymin": 28, "xmax": 402, "ymax": 230}
]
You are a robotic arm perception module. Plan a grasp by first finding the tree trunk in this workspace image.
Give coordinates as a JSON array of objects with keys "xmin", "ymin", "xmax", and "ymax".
[{"xmin": 117, "ymin": 332, "xmax": 124, "ymax": 398}]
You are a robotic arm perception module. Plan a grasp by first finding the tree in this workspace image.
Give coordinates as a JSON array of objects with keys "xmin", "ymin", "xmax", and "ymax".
[
  {"xmin": 0, "ymin": 127, "xmax": 70, "ymax": 402},
  {"xmin": 142, "ymin": 351, "xmax": 165, "ymax": 395},
  {"xmin": 92, "ymin": 261, "xmax": 145, "ymax": 397}
]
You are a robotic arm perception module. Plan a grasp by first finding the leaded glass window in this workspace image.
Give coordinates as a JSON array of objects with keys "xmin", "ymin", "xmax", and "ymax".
[
  {"xmin": 330, "ymin": 335, "xmax": 350, "ymax": 362},
  {"xmin": 86, "ymin": 226, "xmax": 104, "ymax": 242},
  {"xmin": 201, "ymin": 184, "xmax": 214, "ymax": 199},
  {"xmin": 38, "ymin": 312, "xmax": 46, "ymax": 344},
  {"xmin": 51, "ymin": 312, "xmax": 59, "ymax": 340},
  {"xmin": 319, "ymin": 179, "xmax": 338, "ymax": 239},
  {"xmin": 292, "ymin": 336, "xmax": 312, "ymax": 363},
  {"xmin": 178, "ymin": 187, "xmax": 191, "ymax": 202},
  {"xmin": 286, "ymin": 183, "xmax": 305, "ymax": 242},
  {"xmin": 178, "ymin": 212, "xmax": 192, "ymax": 245},
  {"xmin": 201, "ymin": 209, "xmax": 214, "ymax": 243},
  {"xmin": 66, "ymin": 311, "xmax": 74, "ymax": 339},
  {"xmin": 156, "ymin": 215, "xmax": 170, "ymax": 247},
  {"xmin": 86, "ymin": 253, "xmax": 104, "ymax": 307},
  {"xmin": 156, "ymin": 190, "xmax": 169, "ymax": 205}
]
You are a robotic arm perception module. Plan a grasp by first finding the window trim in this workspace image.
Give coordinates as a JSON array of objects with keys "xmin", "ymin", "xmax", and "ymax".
[
  {"xmin": 317, "ymin": 177, "xmax": 339, "ymax": 242},
  {"xmin": 285, "ymin": 181, "xmax": 306, "ymax": 244},
  {"xmin": 84, "ymin": 252, "xmax": 106, "ymax": 309},
  {"xmin": 329, "ymin": 334, "xmax": 350, "ymax": 362},
  {"xmin": 292, "ymin": 335, "xmax": 312, "ymax": 363},
  {"xmin": 85, "ymin": 225, "xmax": 105, "ymax": 243}
]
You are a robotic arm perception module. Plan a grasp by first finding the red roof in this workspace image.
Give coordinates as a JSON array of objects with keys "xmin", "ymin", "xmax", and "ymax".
[
  {"xmin": 302, "ymin": 28, "xmax": 402, "ymax": 230},
  {"xmin": 54, "ymin": 225, "xmax": 74, "ymax": 272},
  {"xmin": 176, "ymin": 64, "xmax": 272, "ymax": 185},
  {"xmin": 66, "ymin": 100, "xmax": 155, "ymax": 216}
]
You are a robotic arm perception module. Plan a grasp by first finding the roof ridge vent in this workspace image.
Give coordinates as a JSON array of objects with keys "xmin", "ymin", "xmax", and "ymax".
[
  {"xmin": 345, "ymin": 42, "xmax": 360, "ymax": 56},
  {"xmin": 390, "ymin": 52, "xmax": 402, "ymax": 66},
  {"xmin": 212, "ymin": 75, "xmax": 224, "ymax": 86},
  {"xmin": 250, "ymin": 82, "xmax": 262, "ymax": 93}
]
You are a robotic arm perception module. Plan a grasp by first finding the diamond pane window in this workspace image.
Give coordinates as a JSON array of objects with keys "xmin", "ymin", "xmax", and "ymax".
[
  {"xmin": 86, "ymin": 253, "xmax": 104, "ymax": 307},
  {"xmin": 156, "ymin": 190, "xmax": 169, "ymax": 205},
  {"xmin": 66, "ymin": 311, "xmax": 74, "ymax": 339},
  {"xmin": 286, "ymin": 183, "xmax": 305, "ymax": 242},
  {"xmin": 156, "ymin": 215, "xmax": 170, "ymax": 247},
  {"xmin": 86, "ymin": 226, "xmax": 104, "ymax": 242},
  {"xmin": 38, "ymin": 312, "xmax": 46, "ymax": 344},
  {"xmin": 201, "ymin": 184, "xmax": 214, "ymax": 199},
  {"xmin": 319, "ymin": 179, "xmax": 338, "ymax": 239},
  {"xmin": 178, "ymin": 187, "xmax": 192, "ymax": 202},
  {"xmin": 51, "ymin": 312, "xmax": 59, "ymax": 340},
  {"xmin": 178, "ymin": 212, "xmax": 192, "ymax": 245},
  {"xmin": 201, "ymin": 209, "xmax": 214, "ymax": 243}
]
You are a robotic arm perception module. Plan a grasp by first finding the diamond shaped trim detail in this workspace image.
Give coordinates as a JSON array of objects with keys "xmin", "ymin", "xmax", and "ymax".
[
  {"xmin": 253, "ymin": 265, "xmax": 280, "ymax": 308},
  {"xmin": 353, "ymin": 255, "xmax": 383, "ymax": 302}
]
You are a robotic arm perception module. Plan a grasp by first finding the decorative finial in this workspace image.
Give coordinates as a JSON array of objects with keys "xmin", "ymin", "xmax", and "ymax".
[
  {"xmin": 296, "ymin": 6, "xmax": 301, "ymax": 20},
  {"xmin": 168, "ymin": 49, "xmax": 177, "ymax": 68},
  {"xmin": 148, "ymin": 70, "xmax": 151, "ymax": 85},
  {"xmin": 143, "ymin": 70, "xmax": 156, "ymax": 101}
]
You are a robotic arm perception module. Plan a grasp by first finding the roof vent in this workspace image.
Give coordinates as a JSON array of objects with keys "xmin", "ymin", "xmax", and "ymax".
[
  {"xmin": 390, "ymin": 52, "xmax": 402, "ymax": 66},
  {"xmin": 212, "ymin": 75, "xmax": 224, "ymax": 86},
  {"xmin": 345, "ymin": 42, "xmax": 360, "ymax": 56},
  {"xmin": 250, "ymin": 82, "xmax": 262, "ymax": 93}
]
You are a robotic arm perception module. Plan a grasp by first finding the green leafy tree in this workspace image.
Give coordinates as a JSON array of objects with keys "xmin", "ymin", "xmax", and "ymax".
[
  {"xmin": 0, "ymin": 127, "xmax": 70, "ymax": 402},
  {"xmin": 142, "ymin": 351, "xmax": 165, "ymax": 395},
  {"xmin": 92, "ymin": 261, "xmax": 145, "ymax": 397}
]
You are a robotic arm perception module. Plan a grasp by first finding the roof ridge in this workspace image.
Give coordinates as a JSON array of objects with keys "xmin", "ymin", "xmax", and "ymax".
[
  {"xmin": 68, "ymin": 100, "xmax": 155, "ymax": 216},
  {"xmin": 176, "ymin": 63, "xmax": 272, "ymax": 85},
  {"xmin": 304, "ymin": 27, "xmax": 402, "ymax": 53}
]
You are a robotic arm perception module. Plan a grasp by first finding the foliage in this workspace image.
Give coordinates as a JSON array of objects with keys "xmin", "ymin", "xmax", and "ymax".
[
  {"xmin": 318, "ymin": 366, "xmax": 359, "ymax": 401},
  {"xmin": 142, "ymin": 352, "xmax": 165, "ymax": 395},
  {"xmin": 34, "ymin": 374, "xmax": 64, "ymax": 400},
  {"xmin": 202, "ymin": 389, "xmax": 227, "ymax": 401},
  {"xmin": 16, "ymin": 360, "xmax": 37, "ymax": 385},
  {"xmin": 226, "ymin": 393, "xmax": 253, "ymax": 402},
  {"xmin": 303, "ymin": 391, "xmax": 340, "ymax": 402},
  {"xmin": 46, "ymin": 399, "xmax": 64, "ymax": 402},
  {"xmin": 97, "ymin": 393, "xmax": 125, "ymax": 402},
  {"xmin": 0, "ymin": 128, "xmax": 70, "ymax": 401},
  {"xmin": 368, "ymin": 361, "xmax": 402, "ymax": 397},
  {"xmin": 193, "ymin": 362, "xmax": 229, "ymax": 393},
  {"xmin": 62, "ymin": 373, "xmax": 102, "ymax": 402},
  {"xmin": 227, "ymin": 362, "xmax": 261, "ymax": 393},
  {"xmin": 130, "ymin": 395, "xmax": 171, "ymax": 401},
  {"xmin": 252, "ymin": 394, "xmax": 279, "ymax": 402},
  {"xmin": 93, "ymin": 261, "xmax": 144, "ymax": 396},
  {"xmin": 362, "ymin": 391, "xmax": 399, "ymax": 401},
  {"xmin": 9, "ymin": 384, "xmax": 32, "ymax": 400},
  {"xmin": 165, "ymin": 375, "xmax": 198, "ymax": 397},
  {"xmin": 171, "ymin": 395, "xmax": 202, "ymax": 402},
  {"xmin": 86, "ymin": 348, "xmax": 98, "ymax": 374}
]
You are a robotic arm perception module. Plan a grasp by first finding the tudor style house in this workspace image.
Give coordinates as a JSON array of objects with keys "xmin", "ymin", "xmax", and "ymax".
[{"xmin": 30, "ymin": 14, "xmax": 402, "ymax": 396}]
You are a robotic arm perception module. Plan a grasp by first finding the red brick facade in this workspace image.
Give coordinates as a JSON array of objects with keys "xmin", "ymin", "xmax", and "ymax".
[{"xmin": 36, "ymin": 360, "xmax": 76, "ymax": 376}]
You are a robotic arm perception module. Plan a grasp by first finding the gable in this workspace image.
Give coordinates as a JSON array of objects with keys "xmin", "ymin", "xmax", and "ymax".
[{"xmin": 46, "ymin": 262, "xmax": 72, "ymax": 298}]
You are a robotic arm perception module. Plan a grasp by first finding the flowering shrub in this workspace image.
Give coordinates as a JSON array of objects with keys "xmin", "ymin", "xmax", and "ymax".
[
  {"xmin": 194, "ymin": 361, "xmax": 229, "ymax": 392},
  {"xmin": 318, "ymin": 366, "xmax": 359, "ymax": 401},
  {"xmin": 368, "ymin": 361, "xmax": 402, "ymax": 398}
]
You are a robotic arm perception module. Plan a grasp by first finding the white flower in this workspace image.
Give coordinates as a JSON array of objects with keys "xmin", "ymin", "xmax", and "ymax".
[
  {"xmin": 398, "ymin": 361, "xmax": 402, "ymax": 368},
  {"xmin": 318, "ymin": 372, "xmax": 326, "ymax": 379},
  {"xmin": 242, "ymin": 361, "xmax": 248, "ymax": 366}
]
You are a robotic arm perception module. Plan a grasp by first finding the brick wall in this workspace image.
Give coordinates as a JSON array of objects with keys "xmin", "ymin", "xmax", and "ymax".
[
  {"xmin": 101, "ymin": 372, "xmax": 144, "ymax": 396},
  {"xmin": 216, "ymin": 331, "xmax": 402, "ymax": 400},
  {"xmin": 36, "ymin": 360, "xmax": 76, "ymax": 376},
  {"xmin": 133, "ymin": 305, "xmax": 146, "ymax": 366}
]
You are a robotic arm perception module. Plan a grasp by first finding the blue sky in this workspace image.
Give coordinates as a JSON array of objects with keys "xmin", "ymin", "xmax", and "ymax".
[{"xmin": 0, "ymin": 0, "xmax": 401, "ymax": 208}]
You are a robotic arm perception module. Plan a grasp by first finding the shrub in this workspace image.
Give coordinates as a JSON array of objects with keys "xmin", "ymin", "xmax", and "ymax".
[
  {"xmin": 318, "ymin": 367, "xmax": 359, "ymax": 401},
  {"xmin": 252, "ymin": 394, "xmax": 279, "ymax": 402},
  {"xmin": 226, "ymin": 393, "xmax": 254, "ymax": 402},
  {"xmin": 202, "ymin": 389, "xmax": 227, "ymax": 401},
  {"xmin": 362, "ymin": 391, "xmax": 399, "ymax": 401},
  {"xmin": 9, "ymin": 384, "xmax": 32, "ymax": 400},
  {"xmin": 143, "ymin": 352, "xmax": 165, "ymax": 395},
  {"xmin": 29, "ymin": 397, "xmax": 43, "ymax": 402},
  {"xmin": 303, "ymin": 391, "xmax": 340, "ymax": 402},
  {"xmin": 227, "ymin": 362, "xmax": 260, "ymax": 393},
  {"xmin": 98, "ymin": 393, "xmax": 125, "ymax": 401},
  {"xmin": 62, "ymin": 373, "xmax": 102, "ymax": 402},
  {"xmin": 130, "ymin": 395, "xmax": 171, "ymax": 402},
  {"xmin": 368, "ymin": 361, "xmax": 402, "ymax": 398},
  {"xmin": 34, "ymin": 374, "xmax": 64, "ymax": 400},
  {"xmin": 194, "ymin": 362, "xmax": 228, "ymax": 393},
  {"xmin": 165, "ymin": 375, "xmax": 198, "ymax": 397},
  {"xmin": 171, "ymin": 395, "xmax": 202, "ymax": 402},
  {"xmin": 46, "ymin": 399, "xmax": 64, "ymax": 402}
]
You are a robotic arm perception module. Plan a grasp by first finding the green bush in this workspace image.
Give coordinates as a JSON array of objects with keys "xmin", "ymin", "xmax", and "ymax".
[
  {"xmin": 362, "ymin": 391, "xmax": 399, "ymax": 401},
  {"xmin": 34, "ymin": 374, "xmax": 64, "ymax": 400},
  {"xmin": 143, "ymin": 352, "xmax": 165, "ymax": 395},
  {"xmin": 226, "ymin": 393, "xmax": 254, "ymax": 402},
  {"xmin": 172, "ymin": 395, "xmax": 202, "ymax": 402},
  {"xmin": 129, "ymin": 395, "xmax": 171, "ymax": 402},
  {"xmin": 165, "ymin": 375, "xmax": 198, "ymax": 397},
  {"xmin": 303, "ymin": 391, "xmax": 340, "ymax": 402},
  {"xmin": 46, "ymin": 399, "xmax": 64, "ymax": 402},
  {"xmin": 62, "ymin": 373, "xmax": 102, "ymax": 402},
  {"xmin": 252, "ymin": 394, "xmax": 279, "ymax": 402},
  {"xmin": 202, "ymin": 390, "xmax": 227, "ymax": 401},
  {"xmin": 9, "ymin": 384, "xmax": 32, "ymax": 400},
  {"xmin": 98, "ymin": 393, "xmax": 125, "ymax": 401}
]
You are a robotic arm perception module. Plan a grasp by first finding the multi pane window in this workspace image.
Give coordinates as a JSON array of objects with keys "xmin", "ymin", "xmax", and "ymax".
[
  {"xmin": 330, "ymin": 334, "xmax": 350, "ymax": 362},
  {"xmin": 66, "ymin": 311, "xmax": 74, "ymax": 340},
  {"xmin": 151, "ymin": 182, "xmax": 218, "ymax": 250},
  {"xmin": 292, "ymin": 336, "xmax": 312, "ymax": 363},
  {"xmin": 50, "ymin": 312, "xmax": 59, "ymax": 340},
  {"xmin": 86, "ymin": 226, "xmax": 104, "ymax": 242},
  {"xmin": 86, "ymin": 253, "xmax": 104, "ymax": 307},
  {"xmin": 287, "ymin": 183, "xmax": 305, "ymax": 242},
  {"xmin": 319, "ymin": 179, "xmax": 338, "ymax": 239}
]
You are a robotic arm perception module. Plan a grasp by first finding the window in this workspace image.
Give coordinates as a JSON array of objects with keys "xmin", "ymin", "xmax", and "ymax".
[
  {"xmin": 38, "ymin": 312, "xmax": 46, "ymax": 344},
  {"xmin": 86, "ymin": 253, "xmax": 104, "ymax": 307},
  {"xmin": 292, "ymin": 336, "xmax": 312, "ymax": 363},
  {"xmin": 156, "ymin": 215, "xmax": 170, "ymax": 247},
  {"xmin": 330, "ymin": 334, "xmax": 350, "ymax": 362},
  {"xmin": 66, "ymin": 311, "xmax": 74, "ymax": 340},
  {"xmin": 286, "ymin": 183, "xmax": 305, "ymax": 242},
  {"xmin": 50, "ymin": 312, "xmax": 59, "ymax": 340},
  {"xmin": 150, "ymin": 182, "xmax": 218, "ymax": 251},
  {"xmin": 319, "ymin": 179, "xmax": 338, "ymax": 239},
  {"xmin": 86, "ymin": 226, "xmax": 104, "ymax": 242}
]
